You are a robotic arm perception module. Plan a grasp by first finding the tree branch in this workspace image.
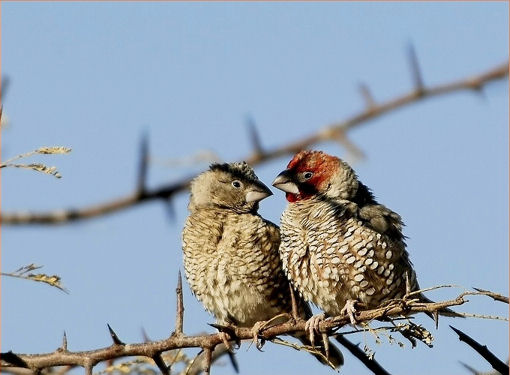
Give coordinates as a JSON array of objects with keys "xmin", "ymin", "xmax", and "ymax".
[
  {"xmin": 472, "ymin": 288, "xmax": 509, "ymax": 304},
  {"xmin": 450, "ymin": 326, "xmax": 509, "ymax": 375},
  {"xmin": 1, "ymin": 287, "xmax": 500, "ymax": 374},
  {"xmin": 334, "ymin": 335, "xmax": 392, "ymax": 375},
  {"xmin": 1, "ymin": 60, "xmax": 507, "ymax": 225}
]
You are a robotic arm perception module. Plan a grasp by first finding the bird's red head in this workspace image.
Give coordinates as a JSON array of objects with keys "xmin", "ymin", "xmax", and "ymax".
[{"xmin": 273, "ymin": 150, "xmax": 342, "ymax": 202}]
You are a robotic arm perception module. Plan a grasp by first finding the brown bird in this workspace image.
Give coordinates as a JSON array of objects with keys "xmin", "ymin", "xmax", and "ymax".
[
  {"xmin": 182, "ymin": 161, "xmax": 343, "ymax": 368},
  {"xmin": 272, "ymin": 150, "xmax": 460, "ymax": 336}
]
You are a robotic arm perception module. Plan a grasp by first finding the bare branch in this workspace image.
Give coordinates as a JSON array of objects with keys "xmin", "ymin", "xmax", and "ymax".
[
  {"xmin": 174, "ymin": 271, "xmax": 184, "ymax": 336},
  {"xmin": 0, "ymin": 290, "xmax": 479, "ymax": 373},
  {"xmin": 152, "ymin": 354, "xmax": 169, "ymax": 375},
  {"xmin": 473, "ymin": 288, "xmax": 509, "ymax": 304},
  {"xmin": 450, "ymin": 326, "xmax": 509, "ymax": 375},
  {"xmin": 1, "ymin": 264, "xmax": 68, "ymax": 293},
  {"xmin": 1, "ymin": 60, "xmax": 507, "ymax": 225},
  {"xmin": 202, "ymin": 348, "xmax": 212, "ymax": 375},
  {"xmin": 183, "ymin": 345, "xmax": 236, "ymax": 375},
  {"xmin": 84, "ymin": 363, "xmax": 92, "ymax": 375},
  {"xmin": 289, "ymin": 284, "xmax": 299, "ymax": 321},
  {"xmin": 334, "ymin": 335, "xmax": 392, "ymax": 375}
]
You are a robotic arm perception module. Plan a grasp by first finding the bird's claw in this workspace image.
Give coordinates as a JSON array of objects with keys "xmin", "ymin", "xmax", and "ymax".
[
  {"xmin": 250, "ymin": 313, "xmax": 290, "ymax": 351},
  {"xmin": 341, "ymin": 299, "xmax": 358, "ymax": 325},
  {"xmin": 208, "ymin": 323, "xmax": 239, "ymax": 351},
  {"xmin": 304, "ymin": 313, "xmax": 326, "ymax": 347},
  {"xmin": 251, "ymin": 321, "xmax": 267, "ymax": 351}
]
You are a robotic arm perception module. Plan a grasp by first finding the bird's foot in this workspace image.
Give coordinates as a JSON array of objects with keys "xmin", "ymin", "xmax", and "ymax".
[
  {"xmin": 251, "ymin": 313, "xmax": 290, "ymax": 350},
  {"xmin": 208, "ymin": 323, "xmax": 239, "ymax": 352},
  {"xmin": 219, "ymin": 331, "xmax": 233, "ymax": 352},
  {"xmin": 304, "ymin": 313, "xmax": 326, "ymax": 347},
  {"xmin": 341, "ymin": 299, "xmax": 358, "ymax": 325}
]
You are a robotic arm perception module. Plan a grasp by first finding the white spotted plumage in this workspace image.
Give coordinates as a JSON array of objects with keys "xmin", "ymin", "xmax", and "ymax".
[
  {"xmin": 182, "ymin": 161, "xmax": 344, "ymax": 367},
  {"xmin": 278, "ymin": 195, "xmax": 414, "ymax": 315}
]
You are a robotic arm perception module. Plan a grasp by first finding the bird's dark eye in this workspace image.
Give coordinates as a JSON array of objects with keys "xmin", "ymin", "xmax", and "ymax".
[
  {"xmin": 231, "ymin": 180, "xmax": 242, "ymax": 188},
  {"xmin": 303, "ymin": 172, "xmax": 313, "ymax": 180}
]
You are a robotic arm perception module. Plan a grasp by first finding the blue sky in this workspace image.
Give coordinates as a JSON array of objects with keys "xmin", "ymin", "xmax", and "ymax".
[{"xmin": 2, "ymin": 3, "xmax": 508, "ymax": 375}]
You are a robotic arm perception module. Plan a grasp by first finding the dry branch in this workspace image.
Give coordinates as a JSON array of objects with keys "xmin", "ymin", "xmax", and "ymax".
[
  {"xmin": 2, "ymin": 287, "xmax": 506, "ymax": 375},
  {"xmin": 334, "ymin": 335, "xmax": 391, "ymax": 375},
  {"xmin": 1, "ymin": 264, "xmax": 68, "ymax": 293},
  {"xmin": 450, "ymin": 326, "xmax": 509, "ymax": 375},
  {"xmin": 1, "ymin": 60, "xmax": 507, "ymax": 225},
  {"xmin": 473, "ymin": 288, "xmax": 509, "ymax": 304}
]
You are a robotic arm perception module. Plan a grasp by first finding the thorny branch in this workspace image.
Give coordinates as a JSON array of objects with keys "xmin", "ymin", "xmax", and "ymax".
[
  {"xmin": 1, "ymin": 287, "xmax": 507, "ymax": 375},
  {"xmin": 450, "ymin": 326, "xmax": 509, "ymax": 375},
  {"xmin": 334, "ymin": 335, "xmax": 391, "ymax": 375},
  {"xmin": 1, "ymin": 58, "xmax": 507, "ymax": 225}
]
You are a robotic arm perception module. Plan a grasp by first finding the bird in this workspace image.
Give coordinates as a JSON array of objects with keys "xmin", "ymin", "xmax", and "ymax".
[
  {"xmin": 182, "ymin": 161, "xmax": 343, "ymax": 368},
  {"xmin": 272, "ymin": 150, "xmax": 460, "ymax": 336}
]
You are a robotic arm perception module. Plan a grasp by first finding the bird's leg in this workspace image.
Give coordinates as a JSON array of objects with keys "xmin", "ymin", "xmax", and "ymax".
[
  {"xmin": 251, "ymin": 313, "xmax": 290, "ymax": 350},
  {"xmin": 304, "ymin": 313, "xmax": 326, "ymax": 347},
  {"xmin": 341, "ymin": 299, "xmax": 358, "ymax": 325},
  {"xmin": 208, "ymin": 323, "xmax": 238, "ymax": 352},
  {"xmin": 219, "ymin": 331, "xmax": 233, "ymax": 352}
]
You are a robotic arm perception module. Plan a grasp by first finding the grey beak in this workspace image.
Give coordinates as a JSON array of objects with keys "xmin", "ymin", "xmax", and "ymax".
[
  {"xmin": 272, "ymin": 170, "xmax": 299, "ymax": 194},
  {"xmin": 245, "ymin": 181, "xmax": 273, "ymax": 203}
]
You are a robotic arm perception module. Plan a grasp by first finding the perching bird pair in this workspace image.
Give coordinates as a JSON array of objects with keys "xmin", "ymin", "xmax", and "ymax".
[{"xmin": 182, "ymin": 150, "xmax": 457, "ymax": 369}]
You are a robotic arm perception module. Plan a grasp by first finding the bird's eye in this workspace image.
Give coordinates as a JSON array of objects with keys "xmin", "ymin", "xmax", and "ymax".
[
  {"xmin": 231, "ymin": 180, "xmax": 242, "ymax": 188},
  {"xmin": 303, "ymin": 172, "xmax": 314, "ymax": 180}
]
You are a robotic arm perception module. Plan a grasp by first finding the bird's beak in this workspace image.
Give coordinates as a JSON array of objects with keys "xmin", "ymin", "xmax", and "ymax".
[
  {"xmin": 272, "ymin": 170, "xmax": 299, "ymax": 194},
  {"xmin": 245, "ymin": 181, "xmax": 273, "ymax": 203}
]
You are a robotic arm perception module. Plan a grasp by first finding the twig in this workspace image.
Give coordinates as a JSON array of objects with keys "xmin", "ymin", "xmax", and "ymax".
[
  {"xmin": 1, "ymin": 60, "xmax": 507, "ymax": 225},
  {"xmin": 473, "ymin": 288, "xmax": 509, "ymax": 304},
  {"xmin": 289, "ymin": 285, "xmax": 299, "ymax": 321},
  {"xmin": 202, "ymin": 348, "xmax": 212, "ymax": 375},
  {"xmin": 137, "ymin": 130, "xmax": 149, "ymax": 194},
  {"xmin": 175, "ymin": 271, "xmax": 184, "ymax": 336},
  {"xmin": 450, "ymin": 326, "xmax": 509, "ymax": 375},
  {"xmin": 334, "ymin": 335, "xmax": 392, "ymax": 375},
  {"xmin": 270, "ymin": 337, "xmax": 334, "ymax": 367},
  {"xmin": 152, "ymin": 354, "xmax": 169, "ymax": 375},
  {"xmin": 183, "ymin": 344, "xmax": 237, "ymax": 375},
  {"xmin": 245, "ymin": 116, "xmax": 264, "ymax": 157},
  {"xmin": 407, "ymin": 43, "xmax": 424, "ymax": 93},
  {"xmin": 1, "ymin": 264, "xmax": 68, "ymax": 293}
]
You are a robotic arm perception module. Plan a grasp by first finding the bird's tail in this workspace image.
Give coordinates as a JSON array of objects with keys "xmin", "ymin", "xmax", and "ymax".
[{"xmin": 293, "ymin": 331, "xmax": 344, "ymax": 369}]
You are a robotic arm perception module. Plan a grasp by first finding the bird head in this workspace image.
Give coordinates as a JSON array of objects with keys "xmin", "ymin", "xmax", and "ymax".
[
  {"xmin": 189, "ymin": 162, "xmax": 272, "ymax": 213},
  {"xmin": 272, "ymin": 150, "xmax": 358, "ymax": 202}
]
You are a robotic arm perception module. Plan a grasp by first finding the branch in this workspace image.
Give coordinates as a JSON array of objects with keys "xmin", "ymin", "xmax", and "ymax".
[
  {"xmin": 334, "ymin": 335, "xmax": 392, "ymax": 375},
  {"xmin": 0, "ymin": 289, "xmax": 483, "ymax": 374},
  {"xmin": 450, "ymin": 326, "xmax": 509, "ymax": 375},
  {"xmin": 174, "ymin": 271, "xmax": 184, "ymax": 336},
  {"xmin": 1, "ymin": 264, "xmax": 68, "ymax": 293},
  {"xmin": 1, "ymin": 60, "xmax": 507, "ymax": 225},
  {"xmin": 472, "ymin": 288, "xmax": 509, "ymax": 304},
  {"xmin": 2, "ymin": 285, "xmax": 507, "ymax": 375}
]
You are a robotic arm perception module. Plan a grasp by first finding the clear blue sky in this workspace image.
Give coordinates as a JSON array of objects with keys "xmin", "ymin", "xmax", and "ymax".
[{"xmin": 2, "ymin": 3, "xmax": 508, "ymax": 375}]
